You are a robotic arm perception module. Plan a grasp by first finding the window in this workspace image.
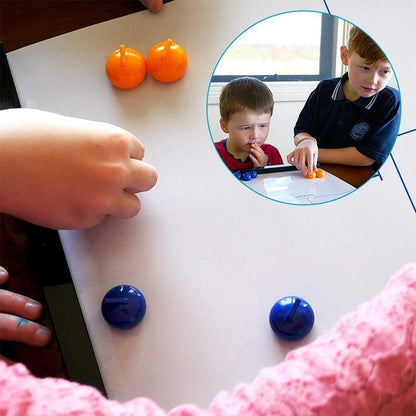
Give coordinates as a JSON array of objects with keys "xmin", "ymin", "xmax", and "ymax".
[{"xmin": 211, "ymin": 12, "xmax": 338, "ymax": 83}]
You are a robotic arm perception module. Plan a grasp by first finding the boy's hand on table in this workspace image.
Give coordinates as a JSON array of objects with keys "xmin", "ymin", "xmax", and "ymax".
[
  {"xmin": 287, "ymin": 139, "xmax": 318, "ymax": 176},
  {"xmin": 249, "ymin": 143, "xmax": 268, "ymax": 168},
  {"xmin": 0, "ymin": 267, "xmax": 52, "ymax": 353},
  {"xmin": 0, "ymin": 109, "xmax": 158, "ymax": 230}
]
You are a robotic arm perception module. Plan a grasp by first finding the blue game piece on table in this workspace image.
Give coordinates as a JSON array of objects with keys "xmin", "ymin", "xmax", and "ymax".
[
  {"xmin": 101, "ymin": 285, "xmax": 146, "ymax": 329},
  {"xmin": 269, "ymin": 296, "xmax": 314, "ymax": 341},
  {"xmin": 241, "ymin": 171, "xmax": 252, "ymax": 181},
  {"xmin": 249, "ymin": 169, "xmax": 257, "ymax": 178},
  {"xmin": 234, "ymin": 171, "xmax": 242, "ymax": 180}
]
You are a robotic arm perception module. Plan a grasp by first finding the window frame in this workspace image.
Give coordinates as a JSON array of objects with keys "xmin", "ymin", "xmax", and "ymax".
[{"xmin": 210, "ymin": 13, "xmax": 338, "ymax": 83}]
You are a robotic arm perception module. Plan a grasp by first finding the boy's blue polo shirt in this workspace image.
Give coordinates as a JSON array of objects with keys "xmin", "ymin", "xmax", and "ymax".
[{"xmin": 294, "ymin": 73, "xmax": 401, "ymax": 166}]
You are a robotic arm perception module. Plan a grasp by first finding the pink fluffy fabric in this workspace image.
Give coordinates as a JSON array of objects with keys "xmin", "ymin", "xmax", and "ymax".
[{"xmin": 1, "ymin": 264, "xmax": 415, "ymax": 416}]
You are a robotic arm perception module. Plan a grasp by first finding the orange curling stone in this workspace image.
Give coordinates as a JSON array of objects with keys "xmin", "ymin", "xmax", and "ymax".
[
  {"xmin": 147, "ymin": 39, "xmax": 188, "ymax": 83},
  {"xmin": 106, "ymin": 45, "xmax": 146, "ymax": 89}
]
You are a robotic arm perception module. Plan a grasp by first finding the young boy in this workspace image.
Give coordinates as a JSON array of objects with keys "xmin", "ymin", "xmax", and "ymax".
[
  {"xmin": 215, "ymin": 77, "xmax": 283, "ymax": 171},
  {"xmin": 287, "ymin": 26, "xmax": 400, "ymax": 176}
]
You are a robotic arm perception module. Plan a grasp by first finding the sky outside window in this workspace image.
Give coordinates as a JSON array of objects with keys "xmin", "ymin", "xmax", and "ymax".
[{"xmin": 214, "ymin": 13, "xmax": 322, "ymax": 77}]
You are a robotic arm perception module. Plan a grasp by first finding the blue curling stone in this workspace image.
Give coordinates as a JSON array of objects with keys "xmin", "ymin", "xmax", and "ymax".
[
  {"xmin": 269, "ymin": 296, "xmax": 314, "ymax": 341},
  {"xmin": 241, "ymin": 171, "xmax": 252, "ymax": 181},
  {"xmin": 101, "ymin": 285, "xmax": 146, "ymax": 329},
  {"xmin": 234, "ymin": 171, "xmax": 242, "ymax": 179},
  {"xmin": 249, "ymin": 169, "xmax": 258, "ymax": 178}
]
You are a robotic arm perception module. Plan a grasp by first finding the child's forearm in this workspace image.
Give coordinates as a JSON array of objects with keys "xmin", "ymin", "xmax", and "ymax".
[
  {"xmin": 318, "ymin": 146, "xmax": 375, "ymax": 166},
  {"xmin": 293, "ymin": 132, "xmax": 375, "ymax": 166},
  {"xmin": 0, "ymin": 109, "xmax": 157, "ymax": 229}
]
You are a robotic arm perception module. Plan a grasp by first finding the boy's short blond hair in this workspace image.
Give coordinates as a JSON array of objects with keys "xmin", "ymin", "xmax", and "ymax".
[
  {"xmin": 347, "ymin": 26, "xmax": 387, "ymax": 65},
  {"xmin": 219, "ymin": 77, "xmax": 274, "ymax": 122}
]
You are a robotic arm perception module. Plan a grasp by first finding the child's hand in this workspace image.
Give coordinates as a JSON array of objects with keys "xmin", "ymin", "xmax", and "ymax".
[
  {"xmin": 287, "ymin": 138, "xmax": 318, "ymax": 175},
  {"xmin": 139, "ymin": 0, "xmax": 163, "ymax": 13},
  {"xmin": 0, "ymin": 267, "xmax": 52, "ymax": 350},
  {"xmin": 0, "ymin": 109, "xmax": 158, "ymax": 229},
  {"xmin": 249, "ymin": 143, "xmax": 268, "ymax": 168}
]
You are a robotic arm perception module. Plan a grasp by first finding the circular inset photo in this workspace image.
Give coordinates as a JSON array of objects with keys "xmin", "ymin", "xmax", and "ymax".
[{"xmin": 207, "ymin": 11, "xmax": 401, "ymax": 205}]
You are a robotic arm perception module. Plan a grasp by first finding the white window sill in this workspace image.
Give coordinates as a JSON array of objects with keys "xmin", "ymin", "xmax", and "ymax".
[{"xmin": 207, "ymin": 81, "xmax": 319, "ymax": 105}]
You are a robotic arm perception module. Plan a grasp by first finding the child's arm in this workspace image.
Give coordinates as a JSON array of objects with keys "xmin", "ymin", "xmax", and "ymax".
[
  {"xmin": 287, "ymin": 133, "xmax": 375, "ymax": 173},
  {"xmin": 318, "ymin": 146, "xmax": 375, "ymax": 166},
  {"xmin": 0, "ymin": 109, "xmax": 157, "ymax": 230}
]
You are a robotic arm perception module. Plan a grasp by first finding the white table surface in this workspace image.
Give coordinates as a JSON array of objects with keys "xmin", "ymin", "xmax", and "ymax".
[
  {"xmin": 8, "ymin": 0, "xmax": 416, "ymax": 411},
  {"xmin": 244, "ymin": 167, "xmax": 355, "ymax": 205}
]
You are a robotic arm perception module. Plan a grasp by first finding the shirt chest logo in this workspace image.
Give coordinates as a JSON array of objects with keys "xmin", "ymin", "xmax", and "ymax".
[{"xmin": 350, "ymin": 122, "xmax": 370, "ymax": 141}]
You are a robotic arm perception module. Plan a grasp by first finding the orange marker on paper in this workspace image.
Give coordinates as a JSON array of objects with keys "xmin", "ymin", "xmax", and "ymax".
[
  {"xmin": 147, "ymin": 39, "xmax": 188, "ymax": 83},
  {"xmin": 105, "ymin": 45, "xmax": 146, "ymax": 89}
]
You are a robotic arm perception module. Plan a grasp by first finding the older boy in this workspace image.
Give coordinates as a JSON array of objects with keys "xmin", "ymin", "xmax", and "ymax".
[
  {"xmin": 287, "ymin": 27, "xmax": 400, "ymax": 175},
  {"xmin": 215, "ymin": 77, "xmax": 283, "ymax": 171}
]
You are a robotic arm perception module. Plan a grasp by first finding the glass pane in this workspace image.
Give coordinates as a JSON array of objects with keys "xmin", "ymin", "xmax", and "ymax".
[{"xmin": 214, "ymin": 12, "xmax": 322, "ymax": 76}]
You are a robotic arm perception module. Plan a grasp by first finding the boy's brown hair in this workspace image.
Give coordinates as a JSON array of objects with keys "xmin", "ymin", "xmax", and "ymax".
[
  {"xmin": 219, "ymin": 77, "xmax": 274, "ymax": 122},
  {"xmin": 347, "ymin": 26, "xmax": 387, "ymax": 65}
]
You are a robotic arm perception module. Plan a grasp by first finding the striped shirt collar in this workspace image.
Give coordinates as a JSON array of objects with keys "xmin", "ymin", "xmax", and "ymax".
[{"xmin": 331, "ymin": 72, "xmax": 378, "ymax": 110}]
